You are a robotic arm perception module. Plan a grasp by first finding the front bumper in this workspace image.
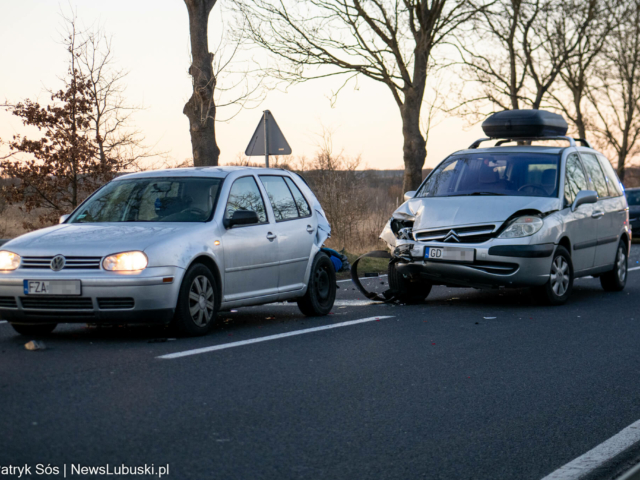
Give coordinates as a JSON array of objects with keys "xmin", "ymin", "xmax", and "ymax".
[
  {"xmin": 394, "ymin": 241, "xmax": 555, "ymax": 289},
  {"xmin": 0, "ymin": 267, "xmax": 184, "ymax": 325}
]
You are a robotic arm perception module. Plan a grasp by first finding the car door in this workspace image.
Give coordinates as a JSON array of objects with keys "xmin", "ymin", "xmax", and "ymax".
[
  {"xmin": 258, "ymin": 175, "xmax": 316, "ymax": 293},
  {"xmin": 221, "ymin": 175, "xmax": 280, "ymax": 301},
  {"xmin": 561, "ymin": 152, "xmax": 598, "ymax": 273},
  {"xmin": 580, "ymin": 152, "xmax": 621, "ymax": 267}
]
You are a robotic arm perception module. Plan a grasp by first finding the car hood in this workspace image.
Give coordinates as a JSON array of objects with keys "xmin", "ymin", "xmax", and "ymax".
[
  {"xmin": 2, "ymin": 223, "xmax": 192, "ymax": 257},
  {"xmin": 400, "ymin": 195, "xmax": 561, "ymax": 231}
]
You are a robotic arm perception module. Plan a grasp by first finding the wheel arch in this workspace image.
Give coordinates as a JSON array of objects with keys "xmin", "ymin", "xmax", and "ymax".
[
  {"xmin": 557, "ymin": 236, "xmax": 572, "ymax": 254},
  {"xmin": 187, "ymin": 255, "xmax": 223, "ymax": 304}
]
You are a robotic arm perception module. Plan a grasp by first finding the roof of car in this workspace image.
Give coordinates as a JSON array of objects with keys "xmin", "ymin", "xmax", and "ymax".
[
  {"xmin": 116, "ymin": 166, "xmax": 293, "ymax": 180},
  {"xmin": 451, "ymin": 145, "xmax": 566, "ymax": 156}
]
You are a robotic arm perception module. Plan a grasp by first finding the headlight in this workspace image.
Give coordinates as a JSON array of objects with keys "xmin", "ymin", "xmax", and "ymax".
[
  {"xmin": 103, "ymin": 251, "xmax": 148, "ymax": 271},
  {"xmin": 498, "ymin": 216, "xmax": 543, "ymax": 239},
  {"xmin": 0, "ymin": 251, "xmax": 21, "ymax": 271}
]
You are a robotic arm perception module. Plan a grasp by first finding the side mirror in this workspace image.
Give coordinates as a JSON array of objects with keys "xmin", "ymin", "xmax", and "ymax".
[
  {"xmin": 59, "ymin": 214, "xmax": 70, "ymax": 224},
  {"xmin": 572, "ymin": 190, "xmax": 598, "ymax": 212},
  {"xmin": 404, "ymin": 191, "xmax": 416, "ymax": 202},
  {"xmin": 224, "ymin": 210, "xmax": 260, "ymax": 228}
]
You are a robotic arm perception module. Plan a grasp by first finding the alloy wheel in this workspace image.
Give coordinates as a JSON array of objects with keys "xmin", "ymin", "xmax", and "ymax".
[
  {"xmin": 550, "ymin": 256, "xmax": 570, "ymax": 297},
  {"xmin": 617, "ymin": 246, "xmax": 627, "ymax": 283},
  {"xmin": 188, "ymin": 275, "xmax": 215, "ymax": 327}
]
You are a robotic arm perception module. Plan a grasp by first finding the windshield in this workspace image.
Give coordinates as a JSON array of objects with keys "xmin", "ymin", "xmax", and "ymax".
[
  {"xmin": 416, "ymin": 152, "xmax": 560, "ymax": 198},
  {"xmin": 69, "ymin": 177, "xmax": 223, "ymax": 223},
  {"xmin": 626, "ymin": 190, "xmax": 640, "ymax": 206}
]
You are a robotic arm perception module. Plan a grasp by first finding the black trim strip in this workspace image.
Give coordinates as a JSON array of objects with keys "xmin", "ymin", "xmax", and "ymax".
[
  {"xmin": 488, "ymin": 244, "xmax": 555, "ymax": 258},
  {"xmin": 574, "ymin": 240, "xmax": 597, "ymax": 251},
  {"xmin": 597, "ymin": 235, "xmax": 618, "ymax": 246}
]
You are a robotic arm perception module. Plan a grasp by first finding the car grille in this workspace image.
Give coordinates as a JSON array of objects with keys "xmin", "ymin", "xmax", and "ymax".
[
  {"xmin": 21, "ymin": 256, "xmax": 102, "ymax": 270},
  {"xmin": 20, "ymin": 297, "xmax": 94, "ymax": 310},
  {"xmin": 97, "ymin": 298, "xmax": 135, "ymax": 310},
  {"xmin": 0, "ymin": 296, "xmax": 18, "ymax": 308},
  {"xmin": 414, "ymin": 224, "xmax": 497, "ymax": 244}
]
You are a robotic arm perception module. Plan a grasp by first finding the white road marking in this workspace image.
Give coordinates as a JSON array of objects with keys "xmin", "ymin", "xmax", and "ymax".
[
  {"xmin": 0, "ymin": 320, "xmax": 6, "ymax": 324},
  {"xmin": 629, "ymin": 266, "xmax": 640, "ymax": 272},
  {"xmin": 158, "ymin": 315, "xmax": 394, "ymax": 360},
  {"xmin": 541, "ymin": 419, "xmax": 640, "ymax": 480}
]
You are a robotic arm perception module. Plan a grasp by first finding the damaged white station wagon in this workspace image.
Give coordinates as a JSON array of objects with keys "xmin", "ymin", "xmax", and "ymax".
[{"xmin": 380, "ymin": 110, "xmax": 630, "ymax": 305}]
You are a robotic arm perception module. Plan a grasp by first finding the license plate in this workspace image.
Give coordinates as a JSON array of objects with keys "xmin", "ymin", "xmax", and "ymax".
[
  {"xmin": 23, "ymin": 280, "xmax": 82, "ymax": 296},
  {"xmin": 424, "ymin": 247, "xmax": 475, "ymax": 263}
]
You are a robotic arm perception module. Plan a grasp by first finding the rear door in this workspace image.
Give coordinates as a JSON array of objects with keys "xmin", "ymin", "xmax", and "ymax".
[
  {"xmin": 580, "ymin": 152, "xmax": 621, "ymax": 267},
  {"xmin": 221, "ymin": 175, "xmax": 280, "ymax": 301},
  {"xmin": 258, "ymin": 175, "xmax": 316, "ymax": 293},
  {"xmin": 561, "ymin": 152, "xmax": 598, "ymax": 273}
]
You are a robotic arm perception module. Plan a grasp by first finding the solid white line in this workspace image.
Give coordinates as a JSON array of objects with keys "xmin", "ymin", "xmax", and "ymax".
[
  {"xmin": 629, "ymin": 266, "xmax": 640, "ymax": 272},
  {"xmin": 541, "ymin": 419, "xmax": 640, "ymax": 480},
  {"xmin": 337, "ymin": 274, "xmax": 387, "ymax": 283},
  {"xmin": 158, "ymin": 315, "xmax": 393, "ymax": 360},
  {"xmin": 0, "ymin": 320, "xmax": 6, "ymax": 324}
]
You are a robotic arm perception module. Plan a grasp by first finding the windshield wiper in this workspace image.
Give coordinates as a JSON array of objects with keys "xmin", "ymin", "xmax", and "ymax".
[{"xmin": 451, "ymin": 192, "xmax": 506, "ymax": 196}]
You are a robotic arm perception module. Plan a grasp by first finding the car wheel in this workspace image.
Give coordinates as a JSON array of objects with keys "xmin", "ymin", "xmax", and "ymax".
[
  {"xmin": 600, "ymin": 240, "xmax": 627, "ymax": 292},
  {"xmin": 532, "ymin": 246, "xmax": 573, "ymax": 305},
  {"xmin": 297, "ymin": 253, "xmax": 336, "ymax": 316},
  {"xmin": 388, "ymin": 262, "xmax": 432, "ymax": 304},
  {"xmin": 173, "ymin": 264, "xmax": 219, "ymax": 336},
  {"xmin": 10, "ymin": 323, "xmax": 57, "ymax": 336}
]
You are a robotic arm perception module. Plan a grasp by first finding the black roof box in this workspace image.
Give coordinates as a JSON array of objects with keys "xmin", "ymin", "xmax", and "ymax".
[{"xmin": 482, "ymin": 110, "xmax": 568, "ymax": 138}]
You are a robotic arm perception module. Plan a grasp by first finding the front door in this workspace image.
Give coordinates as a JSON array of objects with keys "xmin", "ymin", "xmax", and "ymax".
[
  {"xmin": 561, "ymin": 153, "xmax": 598, "ymax": 273},
  {"xmin": 221, "ymin": 176, "xmax": 280, "ymax": 301},
  {"xmin": 258, "ymin": 175, "xmax": 316, "ymax": 293}
]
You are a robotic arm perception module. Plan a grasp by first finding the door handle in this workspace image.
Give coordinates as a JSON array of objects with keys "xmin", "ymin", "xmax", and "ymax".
[
  {"xmin": 306, "ymin": 225, "xmax": 315, "ymax": 234},
  {"xmin": 266, "ymin": 232, "xmax": 277, "ymax": 241},
  {"xmin": 592, "ymin": 211, "xmax": 605, "ymax": 219}
]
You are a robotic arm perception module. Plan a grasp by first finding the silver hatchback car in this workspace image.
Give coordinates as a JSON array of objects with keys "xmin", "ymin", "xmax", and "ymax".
[
  {"xmin": 0, "ymin": 167, "xmax": 336, "ymax": 336},
  {"xmin": 381, "ymin": 110, "xmax": 630, "ymax": 305}
]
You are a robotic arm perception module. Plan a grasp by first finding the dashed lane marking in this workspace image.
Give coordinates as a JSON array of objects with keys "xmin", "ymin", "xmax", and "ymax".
[{"xmin": 158, "ymin": 316, "xmax": 394, "ymax": 360}]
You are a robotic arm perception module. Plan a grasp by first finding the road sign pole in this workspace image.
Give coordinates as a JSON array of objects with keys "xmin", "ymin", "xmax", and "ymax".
[{"xmin": 264, "ymin": 110, "xmax": 269, "ymax": 168}]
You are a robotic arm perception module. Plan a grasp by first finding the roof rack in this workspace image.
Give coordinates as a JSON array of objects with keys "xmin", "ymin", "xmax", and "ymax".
[
  {"xmin": 574, "ymin": 138, "xmax": 592, "ymax": 148},
  {"xmin": 468, "ymin": 136, "xmax": 577, "ymax": 149}
]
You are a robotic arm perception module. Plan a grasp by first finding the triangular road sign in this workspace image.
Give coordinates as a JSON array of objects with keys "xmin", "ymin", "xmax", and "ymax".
[{"xmin": 245, "ymin": 110, "xmax": 292, "ymax": 157}]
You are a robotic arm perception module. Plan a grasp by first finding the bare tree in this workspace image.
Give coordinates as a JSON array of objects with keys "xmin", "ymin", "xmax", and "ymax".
[
  {"xmin": 547, "ymin": 1, "xmax": 616, "ymax": 139},
  {"xmin": 588, "ymin": 0, "xmax": 640, "ymax": 181},
  {"xmin": 234, "ymin": 0, "xmax": 482, "ymax": 192},
  {"xmin": 456, "ymin": 0, "xmax": 595, "ymax": 116},
  {"xmin": 184, "ymin": 0, "xmax": 221, "ymax": 167}
]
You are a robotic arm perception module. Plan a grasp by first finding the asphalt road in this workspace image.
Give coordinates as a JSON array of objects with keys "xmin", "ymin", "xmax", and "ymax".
[{"xmin": 2, "ymin": 248, "xmax": 640, "ymax": 480}]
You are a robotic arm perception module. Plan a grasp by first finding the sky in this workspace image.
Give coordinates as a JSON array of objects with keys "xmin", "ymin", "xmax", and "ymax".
[{"xmin": 0, "ymin": 0, "xmax": 485, "ymax": 171}]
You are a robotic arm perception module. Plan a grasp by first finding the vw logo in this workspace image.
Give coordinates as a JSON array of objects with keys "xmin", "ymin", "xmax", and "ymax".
[
  {"xmin": 443, "ymin": 230, "xmax": 461, "ymax": 243},
  {"xmin": 50, "ymin": 255, "xmax": 66, "ymax": 271}
]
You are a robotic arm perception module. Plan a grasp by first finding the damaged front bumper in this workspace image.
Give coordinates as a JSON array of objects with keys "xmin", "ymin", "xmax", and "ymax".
[{"xmin": 388, "ymin": 239, "xmax": 555, "ymax": 289}]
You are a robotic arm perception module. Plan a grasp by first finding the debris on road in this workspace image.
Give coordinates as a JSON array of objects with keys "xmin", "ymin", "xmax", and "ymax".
[
  {"xmin": 24, "ymin": 341, "xmax": 46, "ymax": 351},
  {"xmin": 484, "ymin": 317, "xmax": 496, "ymax": 319}
]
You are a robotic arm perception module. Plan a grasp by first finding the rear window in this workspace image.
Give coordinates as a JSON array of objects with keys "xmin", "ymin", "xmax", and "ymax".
[{"xmin": 416, "ymin": 152, "xmax": 560, "ymax": 198}]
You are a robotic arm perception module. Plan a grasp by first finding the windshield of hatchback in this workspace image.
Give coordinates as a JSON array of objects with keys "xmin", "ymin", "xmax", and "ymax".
[
  {"xmin": 68, "ymin": 177, "xmax": 223, "ymax": 223},
  {"xmin": 626, "ymin": 190, "xmax": 640, "ymax": 206},
  {"xmin": 416, "ymin": 152, "xmax": 560, "ymax": 198}
]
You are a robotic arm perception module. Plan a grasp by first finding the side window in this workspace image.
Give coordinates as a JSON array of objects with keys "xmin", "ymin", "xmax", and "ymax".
[
  {"xmin": 259, "ymin": 176, "xmax": 299, "ymax": 221},
  {"xmin": 581, "ymin": 153, "xmax": 610, "ymax": 198},
  {"xmin": 597, "ymin": 154, "xmax": 623, "ymax": 197},
  {"xmin": 564, "ymin": 153, "xmax": 587, "ymax": 205},
  {"xmin": 225, "ymin": 176, "xmax": 268, "ymax": 223},
  {"xmin": 284, "ymin": 177, "xmax": 311, "ymax": 217}
]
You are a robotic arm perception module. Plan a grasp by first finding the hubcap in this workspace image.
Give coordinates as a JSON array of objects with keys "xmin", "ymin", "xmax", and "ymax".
[
  {"xmin": 550, "ymin": 256, "xmax": 570, "ymax": 297},
  {"xmin": 617, "ymin": 246, "xmax": 627, "ymax": 283},
  {"xmin": 315, "ymin": 266, "xmax": 330, "ymax": 301},
  {"xmin": 188, "ymin": 275, "xmax": 215, "ymax": 327}
]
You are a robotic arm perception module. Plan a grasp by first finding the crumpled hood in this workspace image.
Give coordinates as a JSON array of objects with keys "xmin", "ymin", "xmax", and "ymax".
[
  {"xmin": 3, "ymin": 223, "xmax": 192, "ymax": 257},
  {"xmin": 403, "ymin": 196, "xmax": 561, "ymax": 231}
]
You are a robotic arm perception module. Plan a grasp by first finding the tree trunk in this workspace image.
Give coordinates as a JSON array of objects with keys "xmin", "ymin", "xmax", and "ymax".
[
  {"xmin": 617, "ymin": 152, "xmax": 627, "ymax": 182},
  {"xmin": 400, "ymin": 99, "xmax": 427, "ymax": 193},
  {"xmin": 184, "ymin": 0, "xmax": 220, "ymax": 167}
]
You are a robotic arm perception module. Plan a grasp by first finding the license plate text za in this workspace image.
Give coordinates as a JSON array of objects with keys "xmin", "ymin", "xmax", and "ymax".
[{"xmin": 28, "ymin": 281, "xmax": 49, "ymax": 294}]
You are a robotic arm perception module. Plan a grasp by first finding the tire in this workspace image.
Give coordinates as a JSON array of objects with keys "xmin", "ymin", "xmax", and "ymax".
[
  {"xmin": 388, "ymin": 262, "xmax": 432, "ymax": 304},
  {"xmin": 172, "ymin": 264, "xmax": 219, "ymax": 336},
  {"xmin": 532, "ymin": 246, "xmax": 573, "ymax": 305},
  {"xmin": 297, "ymin": 253, "xmax": 336, "ymax": 316},
  {"xmin": 10, "ymin": 323, "xmax": 57, "ymax": 336},
  {"xmin": 600, "ymin": 240, "xmax": 627, "ymax": 292}
]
